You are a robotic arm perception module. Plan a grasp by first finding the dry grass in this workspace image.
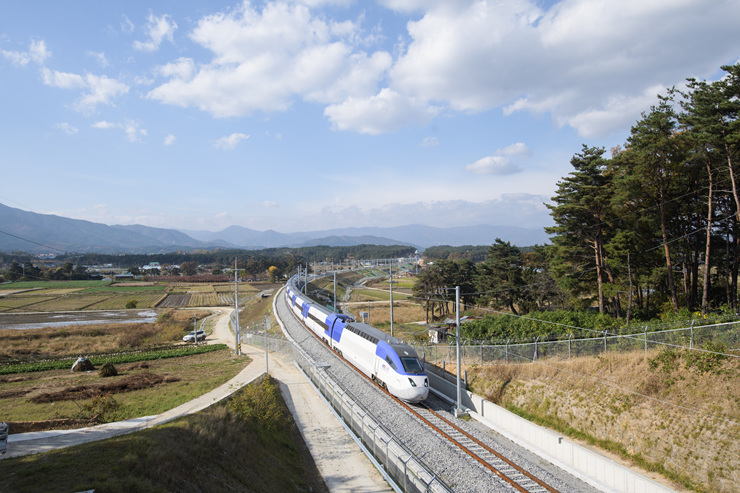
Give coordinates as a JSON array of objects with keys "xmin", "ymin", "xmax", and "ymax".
[
  {"xmin": 0, "ymin": 308, "xmax": 213, "ymax": 362},
  {"xmin": 0, "ymin": 376, "xmax": 328, "ymax": 493},
  {"xmin": 462, "ymin": 350, "xmax": 740, "ymax": 492},
  {"xmin": 1, "ymin": 348, "xmax": 249, "ymax": 427}
]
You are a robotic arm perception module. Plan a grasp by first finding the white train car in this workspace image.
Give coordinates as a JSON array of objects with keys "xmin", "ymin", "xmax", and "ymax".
[{"xmin": 285, "ymin": 275, "xmax": 428, "ymax": 403}]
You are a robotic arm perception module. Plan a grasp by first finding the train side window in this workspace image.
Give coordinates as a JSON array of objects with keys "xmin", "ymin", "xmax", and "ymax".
[{"xmin": 385, "ymin": 355, "xmax": 397, "ymax": 371}]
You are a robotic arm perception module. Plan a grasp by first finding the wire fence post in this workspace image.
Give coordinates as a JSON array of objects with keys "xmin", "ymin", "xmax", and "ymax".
[
  {"xmin": 568, "ymin": 333, "xmax": 572, "ymax": 359},
  {"xmin": 505, "ymin": 339, "xmax": 510, "ymax": 363},
  {"xmin": 644, "ymin": 326, "xmax": 648, "ymax": 356},
  {"xmin": 533, "ymin": 336, "xmax": 539, "ymax": 362},
  {"xmin": 603, "ymin": 330, "xmax": 608, "ymax": 355},
  {"xmin": 690, "ymin": 320, "xmax": 695, "ymax": 349}
]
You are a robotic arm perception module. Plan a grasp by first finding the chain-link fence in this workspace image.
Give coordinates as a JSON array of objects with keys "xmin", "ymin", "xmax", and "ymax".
[
  {"xmin": 241, "ymin": 331, "xmax": 452, "ymax": 493},
  {"xmin": 412, "ymin": 320, "xmax": 740, "ymax": 367}
]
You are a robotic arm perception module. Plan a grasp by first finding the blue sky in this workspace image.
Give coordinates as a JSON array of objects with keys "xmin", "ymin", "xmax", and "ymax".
[{"xmin": 1, "ymin": 0, "xmax": 738, "ymax": 234}]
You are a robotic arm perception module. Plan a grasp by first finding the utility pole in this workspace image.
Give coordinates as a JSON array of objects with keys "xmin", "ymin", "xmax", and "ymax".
[
  {"xmin": 389, "ymin": 264, "xmax": 394, "ymax": 337},
  {"xmin": 264, "ymin": 315, "xmax": 269, "ymax": 374},
  {"xmin": 455, "ymin": 286, "xmax": 463, "ymax": 416},
  {"xmin": 234, "ymin": 258, "xmax": 241, "ymax": 356},
  {"xmin": 193, "ymin": 313, "xmax": 198, "ymax": 347}
]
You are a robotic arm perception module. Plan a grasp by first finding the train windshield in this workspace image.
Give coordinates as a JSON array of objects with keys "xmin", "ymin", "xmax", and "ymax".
[{"xmin": 400, "ymin": 356, "xmax": 424, "ymax": 374}]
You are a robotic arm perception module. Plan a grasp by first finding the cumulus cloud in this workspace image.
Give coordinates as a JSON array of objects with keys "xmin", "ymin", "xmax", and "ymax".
[
  {"xmin": 214, "ymin": 132, "xmax": 249, "ymax": 149},
  {"xmin": 324, "ymin": 88, "xmax": 437, "ymax": 134},
  {"xmin": 466, "ymin": 143, "xmax": 531, "ymax": 175},
  {"xmin": 420, "ymin": 136, "xmax": 438, "ymax": 147},
  {"xmin": 147, "ymin": 2, "xmax": 389, "ymax": 118},
  {"xmin": 133, "ymin": 12, "xmax": 178, "ymax": 51},
  {"xmin": 99, "ymin": 0, "xmax": 740, "ymax": 138},
  {"xmin": 164, "ymin": 133, "xmax": 176, "ymax": 146},
  {"xmin": 156, "ymin": 57, "xmax": 196, "ymax": 80},
  {"xmin": 41, "ymin": 68, "xmax": 129, "ymax": 113}
]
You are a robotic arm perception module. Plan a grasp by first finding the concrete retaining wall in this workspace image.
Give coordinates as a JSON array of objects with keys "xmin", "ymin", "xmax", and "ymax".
[{"xmin": 425, "ymin": 367, "xmax": 675, "ymax": 493}]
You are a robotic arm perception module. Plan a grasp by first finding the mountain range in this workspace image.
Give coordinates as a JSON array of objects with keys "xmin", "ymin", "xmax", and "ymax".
[{"xmin": 0, "ymin": 202, "xmax": 550, "ymax": 255}]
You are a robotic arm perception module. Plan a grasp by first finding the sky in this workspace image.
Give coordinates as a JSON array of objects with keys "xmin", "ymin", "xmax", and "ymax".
[{"xmin": 1, "ymin": 0, "xmax": 739, "ymax": 234}]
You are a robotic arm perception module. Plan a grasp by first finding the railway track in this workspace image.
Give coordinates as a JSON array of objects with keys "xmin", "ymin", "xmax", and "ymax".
[
  {"xmin": 278, "ymin": 289, "xmax": 592, "ymax": 492},
  {"xmin": 408, "ymin": 403, "xmax": 558, "ymax": 493}
]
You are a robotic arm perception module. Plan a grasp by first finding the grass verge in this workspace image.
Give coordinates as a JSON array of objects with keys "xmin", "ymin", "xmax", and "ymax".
[{"xmin": 0, "ymin": 375, "xmax": 328, "ymax": 493}]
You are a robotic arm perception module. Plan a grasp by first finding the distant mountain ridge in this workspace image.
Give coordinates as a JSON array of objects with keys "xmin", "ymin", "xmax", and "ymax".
[{"xmin": 0, "ymin": 202, "xmax": 549, "ymax": 254}]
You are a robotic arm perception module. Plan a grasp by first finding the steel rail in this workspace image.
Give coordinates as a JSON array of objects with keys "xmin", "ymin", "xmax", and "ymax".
[
  {"xmin": 284, "ymin": 290, "xmax": 559, "ymax": 492},
  {"xmin": 411, "ymin": 403, "xmax": 559, "ymax": 493}
]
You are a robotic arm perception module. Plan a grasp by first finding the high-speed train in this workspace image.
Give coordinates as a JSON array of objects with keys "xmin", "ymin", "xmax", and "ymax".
[{"xmin": 285, "ymin": 275, "xmax": 429, "ymax": 403}]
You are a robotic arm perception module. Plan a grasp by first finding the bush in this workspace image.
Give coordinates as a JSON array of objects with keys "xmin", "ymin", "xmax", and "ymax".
[{"xmin": 125, "ymin": 300, "xmax": 138, "ymax": 309}]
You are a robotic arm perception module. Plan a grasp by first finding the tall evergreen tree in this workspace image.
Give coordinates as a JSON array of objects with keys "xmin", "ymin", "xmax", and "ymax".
[{"xmin": 546, "ymin": 146, "xmax": 615, "ymax": 313}]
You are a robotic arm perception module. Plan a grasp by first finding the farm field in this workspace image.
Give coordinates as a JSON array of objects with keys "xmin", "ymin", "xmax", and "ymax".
[{"xmin": 0, "ymin": 280, "xmax": 273, "ymax": 312}]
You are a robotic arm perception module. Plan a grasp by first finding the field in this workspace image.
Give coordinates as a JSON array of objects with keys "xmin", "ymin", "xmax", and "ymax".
[
  {"xmin": 0, "ymin": 306, "xmax": 244, "ymax": 430},
  {"xmin": 0, "ymin": 376, "xmax": 328, "ymax": 493},
  {"xmin": 0, "ymin": 280, "xmax": 272, "ymax": 312}
]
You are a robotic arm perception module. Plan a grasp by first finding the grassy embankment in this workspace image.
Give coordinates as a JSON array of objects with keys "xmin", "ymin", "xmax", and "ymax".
[
  {"xmin": 0, "ymin": 375, "xmax": 328, "ymax": 493},
  {"xmin": 344, "ymin": 274, "xmax": 739, "ymax": 492},
  {"xmin": 464, "ymin": 348, "xmax": 739, "ymax": 493}
]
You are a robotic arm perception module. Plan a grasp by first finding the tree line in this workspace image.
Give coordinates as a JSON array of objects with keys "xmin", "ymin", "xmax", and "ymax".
[
  {"xmin": 414, "ymin": 64, "xmax": 740, "ymax": 330},
  {"xmin": 0, "ymin": 245, "xmax": 417, "ymax": 282}
]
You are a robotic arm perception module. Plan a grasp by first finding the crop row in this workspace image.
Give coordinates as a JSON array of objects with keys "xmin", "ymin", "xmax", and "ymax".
[{"xmin": 0, "ymin": 344, "xmax": 228, "ymax": 375}]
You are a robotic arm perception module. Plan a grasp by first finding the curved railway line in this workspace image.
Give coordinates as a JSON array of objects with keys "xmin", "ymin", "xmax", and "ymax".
[{"xmin": 276, "ymin": 286, "xmax": 597, "ymax": 493}]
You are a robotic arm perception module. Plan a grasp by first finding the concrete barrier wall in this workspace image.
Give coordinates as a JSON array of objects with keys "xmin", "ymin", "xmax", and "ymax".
[{"xmin": 426, "ymin": 369, "xmax": 675, "ymax": 493}]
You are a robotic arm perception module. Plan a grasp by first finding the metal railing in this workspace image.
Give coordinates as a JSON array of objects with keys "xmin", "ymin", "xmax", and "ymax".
[{"xmin": 242, "ymin": 331, "xmax": 451, "ymax": 493}]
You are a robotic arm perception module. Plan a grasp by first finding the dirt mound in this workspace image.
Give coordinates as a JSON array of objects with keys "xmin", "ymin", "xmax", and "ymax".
[
  {"xmin": 71, "ymin": 357, "xmax": 95, "ymax": 372},
  {"xmin": 98, "ymin": 362, "xmax": 118, "ymax": 377},
  {"xmin": 30, "ymin": 372, "xmax": 180, "ymax": 403}
]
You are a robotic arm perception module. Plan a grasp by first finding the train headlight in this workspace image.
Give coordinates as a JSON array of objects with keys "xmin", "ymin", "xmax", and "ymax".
[
  {"xmin": 424, "ymin": 378, "xmax": 428, "ymax": 388},
  {"xmin": 408, "ymin": 378, "xmax": 417, "ymax": 387}
]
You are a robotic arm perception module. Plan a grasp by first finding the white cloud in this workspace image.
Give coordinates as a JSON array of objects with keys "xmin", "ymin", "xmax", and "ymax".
[
  {"xmin": 86, "ymin": 51, "xmax": 109, "ymax": 68},
  {"xmin": 300, "ymin": 195, "xmax": 552, "ymax": 230},
  {"xmin": 156, "ymin": 57, "xmax": 196, "ymax": 80},
  {"xmin": 133, "ymin": 12, "xmax": 178, "ymax": 52},
  {"xmin": 147, "ymin": 1, "xmax": 387, "ymax": 118},
  {"xmin": 465, "ymin": 143, "xmax": 531, "ymax": 175},
  {"xmin": 91, "ymin": 120, "xmax": 116, "ymax": 129},
  {"xmin": 324, "ymin": 88, "xmax": 437, "ymax": 134},
  {"xmin": 214, "ymin": 132, "xmax": 249, "ymax": 149},
  {"xmin": 420, "ymin": 136, "xmax": 438, "ymax": 147},
  {"xmin": 120, "ymin": 15, "xmax": 135, "ymax": 34},
  {"xmin": 260, "ymin": 201, "xmax": 278, "ymax": 208},
  {"xmin": 54, "ymin": 122, "xmax": 78, "ymax": 135},
  {"xmin": 91, "ymin": 119, "xmax": 147, "ymax": 142},
  {"xmin": 164, "ymin": 133, "xmax": 176, "ymax": 146},
  {"xmin": 41, "ymin": 68, "xmax": 86, "ymax": 89},
  {"xmin": 383, "ymin": 0, "xmax": 740, "ymax": 137},
  {"xmin": 42, "ymin": 68, "xmax": 129, "ymax": 113},
  {"xmin": 2, "ymin": 49, "xmax": 31, "ymax": 66},
  {"xmin": 122, "ymin": 120, "xmax": 147, "ymax": 142},
  {"xmin": 4, "ymin": 39, "xmax": 51, "ymax": 66}
]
